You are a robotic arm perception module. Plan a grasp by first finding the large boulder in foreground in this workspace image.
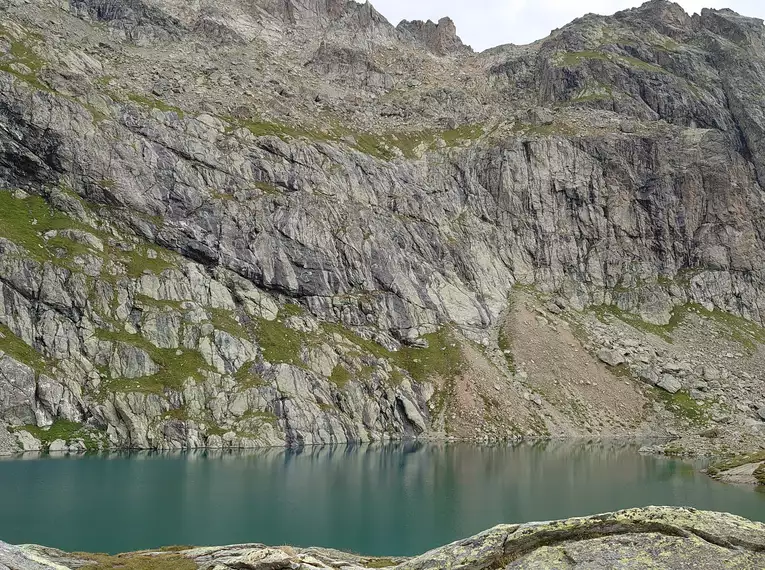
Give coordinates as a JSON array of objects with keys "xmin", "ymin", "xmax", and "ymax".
[{"xmin": 2, "ymin": 507, "xmax": 765, "ymax": 569}]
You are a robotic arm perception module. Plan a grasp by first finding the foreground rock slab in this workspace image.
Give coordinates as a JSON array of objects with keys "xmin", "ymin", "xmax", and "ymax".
[{"xmin": 3, "ymin": 507, "xmax": 765, "ymax": 569}]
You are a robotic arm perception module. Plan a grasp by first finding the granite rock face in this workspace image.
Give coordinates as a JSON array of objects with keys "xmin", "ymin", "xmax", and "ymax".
[
  {"xmin": 0, "ymin": 0, "xmax": 764, "ymax": 450},
  {"xmin": 3, "ymin": 508, "xmax": 765, "ymax": 569}
]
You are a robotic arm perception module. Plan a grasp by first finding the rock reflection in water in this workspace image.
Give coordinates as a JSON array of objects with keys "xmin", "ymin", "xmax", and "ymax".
[{"xmin": 0, "ymin": 441, "xmax": 762, "ymax": 556}]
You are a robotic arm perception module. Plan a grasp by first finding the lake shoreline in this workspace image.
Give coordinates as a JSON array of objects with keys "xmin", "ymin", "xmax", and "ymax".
[
  {"xmin": 3, "ymin": 507, "xmax": 765, "ymax": 569},
  {"xmin": 1, "ymin": 441, "xmax": 763, "ymax": 556}
]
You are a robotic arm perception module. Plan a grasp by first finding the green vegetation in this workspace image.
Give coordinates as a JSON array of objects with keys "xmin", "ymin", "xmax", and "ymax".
[
  {"xmin": 323, "ymin": 322, "xmax": 463, "ymax": 382},
  {"xmin": 96, "ymin": 329, "xmax": 211, "ymax": 394},
  {"xmin": 280, "ymin": 303, "xmax": 305, "ymax": 317},
  {"xmin": 442, "ymin": 125, "xmax": 484, "ymax": 146},
  {"xmin": 329, "ymin": 364, "xmax": 352, "ymax": 388},
  {"xmin": 134, "ymin": 295, "xmax": 184, "ymax": 311},
  {"xmin": 13, "ymin": 419, "xmax": 105, "ymax": 450},
  {"xmin": 560, "ymin": 50, "xmax": 610, "ymax": 66},
  {"xmin": 79, "ymin": 553, "xmax": 197, "ymax": 570},
  {"xmin": 0, "ymin": 190, "xmax": 97, "ymax": 263},
  {"xmin": 393, "ymin": 329, "xmax": 463, "ymax": 383},
  {"xmin": 663, "ymin": 443, "xmax": 686, "ymax": 457},
  {"xmin": 234, "ymin": 363, "xmax": 268, "ymax": 389},
  {"xmin": 593, "ymin": 305, "xmax": 673, "ymax": 343},
  {"xmin": 668, "ymin": 303, "xmax": 765, "ymax": 350},
  {"xmin": 0, "ymin": 323, "xmax": 50, "ymax": 373},
  {"xmin": 618, "ymin": 54, "xmax": 666, "ymax": 73},
  {"xmin": 365, "ymin": 559, "xmax": 398, "ymax": 568},
  {"xmin": 162, "ymin": 408, "xmax": 189, "ymax": 421},
  {"xmin": 124, "ymin": 247, "xmax": 177, "ymax": 278},
  {"xmin": 593, "ymin": 301, "xmax": 765, "ymax": 350},
  {"xmin": 708, "ymin": 451, "xmax": 765, "ymax": 476},
  {"xmin": 207, "ymin": 308, "xmax": 248, "ymax": 338},
  {"xmin": 0, "ymin": 26, "xmax": 50, "ymax": 91},
  {"xmin": 254, "ymin": 317, "xmax": 306, "ymax": 367},
  {"xmin": 558, "ymin": 50, "xmax": 666, "ymax": 74},
  {"xmin": 126, "ymin": 93, "xmax": 185, "ymax": 118},
  {"xmin": 497, "ymin": 326, "xmax": 516, "ymax": 373},
  {"xmin": 655, "ymin": 390, "xmax": 713, "ymax": 425},
  {"xmin": 321, "ymin": 322, "xmax": 388, "ymax": 360},
  {"xmin": 254, "ymin": 181, "xmax": 282, "ymax": 195},
  {"xmin": 227, "ymin": 115, "xmax": 483, "ymax": 161},
  {"xmin": 240, "ymin": 410, "xmax": 278, "ymax": 427}
]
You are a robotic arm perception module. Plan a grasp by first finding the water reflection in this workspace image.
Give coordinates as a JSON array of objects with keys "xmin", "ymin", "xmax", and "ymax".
[{"xmin": 0, "ymin": 440, "xmax": 762, "ymax": 556}]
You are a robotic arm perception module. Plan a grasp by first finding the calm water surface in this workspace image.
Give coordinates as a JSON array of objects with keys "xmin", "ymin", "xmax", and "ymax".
[{"xmin": 1, "ymin": 441, "xmax": 763, "ymax": 556}]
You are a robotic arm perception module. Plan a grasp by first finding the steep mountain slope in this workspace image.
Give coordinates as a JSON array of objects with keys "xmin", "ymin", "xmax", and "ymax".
[{"xmin": 0, "ymin": 0, "xmax": 764, "ymax": 454}]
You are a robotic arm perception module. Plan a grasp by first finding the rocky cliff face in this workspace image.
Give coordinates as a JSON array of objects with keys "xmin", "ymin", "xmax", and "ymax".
[
  {"xmin": 0, "ymin": 0, "xmax": 764, "ymax": 453},
  {"xmin": 3, "ymin": 507, "xmax": 765, "ymax": 569}
]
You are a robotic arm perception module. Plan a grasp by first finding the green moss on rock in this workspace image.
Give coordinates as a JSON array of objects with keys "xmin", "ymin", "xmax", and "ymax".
[
  {"xmin": 329, "ymin": 364, "xmax": 352, "ymax": 388},
  {"xmin": 79, "ymin": 553, "xmax": 197, "ymax": 570},
  {"xmin": 96, "ymin": 329, "xmax": 212, "ymax": 393},
  {"xmin": 255, "ymin": 318, "xmax": 306, "ymax": 366},
  {"xmin": 0, "ymin": 323, "xmax": 50, "ymax": 373},
  {"xmin": 13, "ymin": 419, "xmax": 106, "ymax": 450}
]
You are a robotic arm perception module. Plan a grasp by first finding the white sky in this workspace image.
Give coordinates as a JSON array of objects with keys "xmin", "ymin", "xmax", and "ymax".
[{"xmin": 362, "ymin": 1, "xmax": 764, "ymax": 51}]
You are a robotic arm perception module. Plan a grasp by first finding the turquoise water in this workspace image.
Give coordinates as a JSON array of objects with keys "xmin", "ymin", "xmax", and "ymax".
[{"xmin": 0, "ymin": 441, "xmax": 763, "ymax": 556}]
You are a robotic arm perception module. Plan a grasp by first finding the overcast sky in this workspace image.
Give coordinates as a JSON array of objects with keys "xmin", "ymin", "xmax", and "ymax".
[{"xmin": 363, "ymin": 1, "xmax": 764, "ymax": 51}]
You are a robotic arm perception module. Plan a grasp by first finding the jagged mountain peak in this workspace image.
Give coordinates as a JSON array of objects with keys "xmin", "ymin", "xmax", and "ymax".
[
  {"xmin": 396, "ymin": 16, "xmax": 471, "ymax": 55},
  {"xmin": 613, "ymin": 0, "xmax": 692, "ymax": 38}
]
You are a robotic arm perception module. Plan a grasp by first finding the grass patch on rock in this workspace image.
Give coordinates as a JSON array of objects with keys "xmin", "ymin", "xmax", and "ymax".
[
  {"xmin": 79, "ymin": 553, "xmax": 196, "ymax": 570},
  {"xmin": 14, "ymin": 419, "xmax": 105, "ymax": 450},
  {"xmin": 234, "ymin": 362, "xmax": 268, "ymax": 389},
  {"xmin": 392, "ymin": 329, "xmax": 464, "ymax": 383},
  {"xmin": 497, "ymin": 326, "xmax": 516, "ymax": 373},
  {"xmin": 593, "ymin": 304, "xmax": 673, "ymax": 343},
  {"xmin": 329, "ymin": 364, "xmax": 352, "ymax": 388},
  {"xmin": 255, "ymin": 318, "xmax": 306, "ymax": 366},
  {"xmin": 96, "ymin": 329, "xmax": 210, "ymax": 393},
  {"xmin": 0, "ymin": 190, "xmax": 96, "ymax": 262},
  {"xmin": 123, "ymin": 247, "xmax": 177, "ymax": 278},
  {"xmin": 0, "ymin": 26, "xmax": 50, "ymax": 91},
  {"xmin": 322, "ymin": 323, "xmax": 463, "ymax": 383},
  {"xmin": 558, "ymin": 50, "xmax": 666, "ymax": 73},
  {"xmin": 668, "ymin": 303, "xmax": 765, "ymax": 350},
  {"xmin": 592, "ymin": 301, "xmax": 765, "ymax": 350},
  {"xmin": 655, "ymin": 390, "xmax": 712, "ymax": 425},
  {"xmin": 708, "ymin": 451, "xmax": 765, "ymax": 476},
  {"xmin": 126, "ymin": 93, "xmax": 185, "ymax": 118},
  {"xmin": 365, "ymin": 559, "xmax": 399, "ymax": 568},
  {"xmin": 207, "ymin": 308, "xmax": 248, "ymax": 338},
  {"xmin": 0, "ymin": 323, "xmax": 50, "ymax": 373}
]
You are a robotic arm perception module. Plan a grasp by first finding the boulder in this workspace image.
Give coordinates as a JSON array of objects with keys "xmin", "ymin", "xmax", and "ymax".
[
  {"xmin": 14, "ymin": 430, "xmax": 41, "ymax": 452},
  {"xmin": 703, "ymin": 366, "xmax": 722, "ymax": 381},
  {"xmin": 597, "ymin": 349, "xmax": 624, "ymax": 367},
  {"xmin": 689, "ymin": 389, "xmax": 707, "ymax": 401},
  {"xmin": 657, "ymin": 375, "xmax": 682, "ymax": 394},
  {"xmin": 48, "ymin": 439, "xmax": 68, "ymax": 452},
  {"xmin": 636, "ymin": 366, "xmax": 659, "ymax": 386}
]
